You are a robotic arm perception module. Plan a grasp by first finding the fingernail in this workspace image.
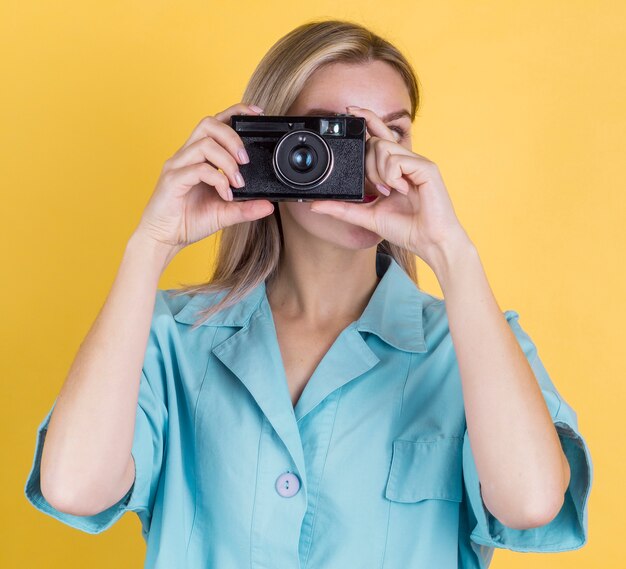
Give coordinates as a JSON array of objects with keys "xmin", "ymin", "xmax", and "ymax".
[
  {"xmin": 347, "ymin": 105, "xmax": 360, "ymax": 110},
  {"xmin": 375, "ymin": 183, "xmax": 391, "ymax": 196},
  {"xmin": 227, "ymin": 187, "xmax": 234, "ymax": 201},
  {"xmin": 249, "ymin": 105, "xmax": 264, "ymax": 113},
  {"xmin": 238, "ymin": 148, "xmax": 250, "ymax": 164},
  {"xmin": 235, "ymin": 172, "xmax": 245, "ymax": 187}
]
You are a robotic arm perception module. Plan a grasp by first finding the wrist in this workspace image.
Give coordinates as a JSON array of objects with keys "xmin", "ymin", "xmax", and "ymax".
[
  {"xmin": 425, "ymin": 230, "xmax": 479, "ymax": 291},
  {"xmin": 126, "ymin": 229, "xmax": 181, "ymax": 271}
]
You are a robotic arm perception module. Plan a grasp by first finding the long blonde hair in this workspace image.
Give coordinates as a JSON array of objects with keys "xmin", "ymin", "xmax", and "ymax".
[{"xmin": 168, "ymin": 18, "xmax": 423, "ymax": 329}]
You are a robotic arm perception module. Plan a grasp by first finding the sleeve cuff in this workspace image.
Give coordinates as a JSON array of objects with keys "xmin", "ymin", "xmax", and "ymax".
[{"xmin": 463, "ymin": 418, "xmax": 592, "ymax": 552}]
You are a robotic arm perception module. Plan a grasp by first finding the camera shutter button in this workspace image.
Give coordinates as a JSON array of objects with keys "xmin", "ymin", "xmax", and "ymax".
[{"xmin": 346, "ymin": 118, "xmax": 365, "ymax": 136}]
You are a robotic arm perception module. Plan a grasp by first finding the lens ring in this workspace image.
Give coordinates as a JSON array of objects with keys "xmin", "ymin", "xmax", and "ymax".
[{"xmin": 273, "ymin": 129, "xmax": 333, "ymax": 189}]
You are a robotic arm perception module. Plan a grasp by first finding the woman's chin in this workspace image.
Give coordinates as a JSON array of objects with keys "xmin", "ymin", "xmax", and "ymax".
[
  {"xmin": 282, "ymin": 201, "xmax": 383, "ymax": 249},
  {"xmin": 343, "ymin": 225, "xmax": 384, "ymax": 249},
  {"xmin": 312, "ymin": 216, "xmax": 382, "ymax": 249}
]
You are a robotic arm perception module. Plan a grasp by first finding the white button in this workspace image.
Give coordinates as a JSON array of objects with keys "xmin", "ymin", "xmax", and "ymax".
[{"xmin": 275, "ymin": 472, "xmax": 300, "ymax": 497}]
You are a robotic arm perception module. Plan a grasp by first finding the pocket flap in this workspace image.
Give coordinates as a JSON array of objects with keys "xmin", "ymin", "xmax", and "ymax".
[{"xmin": 385, "ymin": 437, "xmax": 463, "ymax": 503}]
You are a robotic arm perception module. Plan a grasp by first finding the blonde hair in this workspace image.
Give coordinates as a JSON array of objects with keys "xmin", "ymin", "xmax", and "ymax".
[{"xmin": 168, "ymin": 18, "xmax": 423, "ymax": 329}]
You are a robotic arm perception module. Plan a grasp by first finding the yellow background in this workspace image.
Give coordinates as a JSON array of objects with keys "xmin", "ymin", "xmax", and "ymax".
[{"xmin": 3, "ymin": 1, "xmax": 623, "ymax": 567}]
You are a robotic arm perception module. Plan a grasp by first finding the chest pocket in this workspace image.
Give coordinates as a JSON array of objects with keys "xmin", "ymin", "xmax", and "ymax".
[{"xmin": 385, "ymin": 437, "xmax": 463, "ymax": 503}]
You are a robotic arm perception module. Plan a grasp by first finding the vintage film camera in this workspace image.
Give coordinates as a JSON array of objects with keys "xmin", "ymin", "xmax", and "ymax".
[{"xmin": 229, "ymin": 113, "xmax": 366, "ymax": 202}]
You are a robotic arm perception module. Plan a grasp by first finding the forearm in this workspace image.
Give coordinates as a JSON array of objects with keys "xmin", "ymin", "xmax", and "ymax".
[
  {"xmin": 429, "ymin": 236, "xmax": 570, "ymax": 530},
  {"xmin": 40, "ymin": 230, "xmax": 178, "ymax": 514}
]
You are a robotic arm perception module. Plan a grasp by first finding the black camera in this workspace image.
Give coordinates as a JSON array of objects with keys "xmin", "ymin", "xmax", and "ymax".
[{"xmin": 229, "ymin": 113, "xmax": 366, "ymax": 202}]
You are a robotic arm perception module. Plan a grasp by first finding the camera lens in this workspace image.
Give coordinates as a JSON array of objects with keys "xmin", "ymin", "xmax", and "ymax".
[
  {"xmin": 273, "ymin": 129, "xmax": 333, "ymax": 190},
  {"xmin": 289, "ymin": 146, "xmax": 316, "ymax": 172}
]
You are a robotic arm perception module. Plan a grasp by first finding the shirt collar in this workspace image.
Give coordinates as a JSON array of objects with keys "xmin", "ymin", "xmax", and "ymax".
[{"xmin": 173, "ymin": 252, "xmax": 428, "ymax": 353}]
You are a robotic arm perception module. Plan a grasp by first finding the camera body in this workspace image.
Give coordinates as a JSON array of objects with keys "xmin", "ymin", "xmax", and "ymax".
[{"xmin": 230, "ymin": 113, "xmax": 366, "ymax": 202}]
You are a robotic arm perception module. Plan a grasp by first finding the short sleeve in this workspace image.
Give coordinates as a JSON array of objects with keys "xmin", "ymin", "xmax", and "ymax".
[
  {"xmin": 24, "ymin": 299, "xmax": 169, "ymax": 535},
  {"xmin": 461, "ymin": 309, "xmax": 593, "ymax": 553}
]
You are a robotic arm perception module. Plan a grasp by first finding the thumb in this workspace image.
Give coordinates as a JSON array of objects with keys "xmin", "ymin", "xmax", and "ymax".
[
  {"xmin": 220, "ymin": 199, "xmax": 275, "ymax": 228},
  {"xmin": 310, "ymin": 201, "xmax": 377, "ymax": 232}
]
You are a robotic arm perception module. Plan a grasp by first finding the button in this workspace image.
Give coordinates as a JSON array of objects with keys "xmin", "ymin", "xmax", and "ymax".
[{"xmin": 275, "ymin": 471, "xmax": 300, "ymax": 497}]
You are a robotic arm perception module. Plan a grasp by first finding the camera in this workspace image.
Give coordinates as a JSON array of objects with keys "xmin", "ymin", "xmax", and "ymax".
[{"xmin": 229, "ymin": 113, "xmax": 366, "ymax": 202}]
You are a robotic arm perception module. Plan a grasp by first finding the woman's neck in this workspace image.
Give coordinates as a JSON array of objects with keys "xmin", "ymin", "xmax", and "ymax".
[{"xmin": 266, "ymin": 247, "xmax": 380, "ymax": 328}]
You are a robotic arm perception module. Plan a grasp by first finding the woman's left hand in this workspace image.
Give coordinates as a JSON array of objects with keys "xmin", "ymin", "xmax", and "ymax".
[{"xmin": 309, "ymin": 106, "xmax": 472, "ymax": 269}]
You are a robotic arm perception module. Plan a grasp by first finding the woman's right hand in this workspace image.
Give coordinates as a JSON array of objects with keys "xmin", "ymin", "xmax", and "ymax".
[{"xmin": 133, "ymin": 103, "xmax": 274, "ymax": 253}]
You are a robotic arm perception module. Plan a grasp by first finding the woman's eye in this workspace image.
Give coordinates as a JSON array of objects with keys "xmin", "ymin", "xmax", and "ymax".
[{"xmin": 389, "ymin": 126, "xmax": 407, "ymax": 140}]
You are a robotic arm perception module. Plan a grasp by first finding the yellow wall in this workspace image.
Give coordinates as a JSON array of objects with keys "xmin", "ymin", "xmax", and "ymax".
[{"xmin": 4, "ymin": 1, "xmax": 623, "ymax": 567}]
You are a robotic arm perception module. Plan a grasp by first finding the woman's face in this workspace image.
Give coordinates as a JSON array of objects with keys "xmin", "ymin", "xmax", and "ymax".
[{"xmin": 279, "ymin": 59, "xmax": 413, "ymax": 250}]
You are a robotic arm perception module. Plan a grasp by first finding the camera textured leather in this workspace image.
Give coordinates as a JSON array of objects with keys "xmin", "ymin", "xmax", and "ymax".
[{"xmin": 234, "ymin": 136, "xmax": 364, "ymax": 200}]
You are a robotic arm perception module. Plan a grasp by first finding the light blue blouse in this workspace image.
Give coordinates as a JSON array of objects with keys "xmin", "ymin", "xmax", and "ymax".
[{"xmin": 24, "ymin": 252, "xmax": 592, "ymax": 568}]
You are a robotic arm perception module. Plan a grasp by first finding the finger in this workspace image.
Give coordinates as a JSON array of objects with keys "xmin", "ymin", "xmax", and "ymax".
[
  {"xmin": 362, "ymin": 137, "xmax": 408, "ymax": 195},
  {"xmin": 347, "ymin": 106, "xmax": 409, "ymax": 194},
  {"xmin": 164, "ymin": 136, "xmax": 244, "ymax": 190},
  {"xmin": 167, "ymin": 162, "xmax": 232, "ymax": 202},
  {"xmin": 384, "ymin": 153, "xmax": 438, "ymax": 196},
  {"xmin": 363, "ymin": 175, "xmax": 390, "ymax": 198},
  {"xmin": 363, "ymin": 138, "xmax": 388, "ymax": 190},
  {"xmin": 214, "ymin": 102, "xmax": 264, "ymax": 124},
  {"xmin": 309, "ymin": 200, "xmax": 379, "ymax": 233},
  {"xmin": 346, "ymin": 106, "xmax": 396, "ymax": 142},
  {"xmin": 220, "ymin": 199, "xmax": 275, "ymax": 227},
  {"xmin": 371, "ymin": 179, "xmax": 391, "ymax": 196},
  {"xmin": 372, "ymin": 138, "xmax": 416, "ymax": 194},
  {"xmin": 177, "ymin": 103, "xmax": 263, "ymax": 162}
]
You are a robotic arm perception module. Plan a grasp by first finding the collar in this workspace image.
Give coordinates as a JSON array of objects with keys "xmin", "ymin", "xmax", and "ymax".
[{"xmin": 173, "ymin": 252, "xmax": 428, "ymax": 353}]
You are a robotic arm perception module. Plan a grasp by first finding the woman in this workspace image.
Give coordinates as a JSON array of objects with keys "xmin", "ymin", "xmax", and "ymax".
[{"xmin": 25, "ymin": 19, "xmax": 592, "ymax": 569}]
